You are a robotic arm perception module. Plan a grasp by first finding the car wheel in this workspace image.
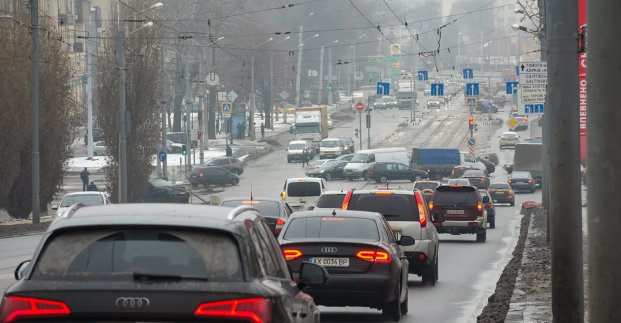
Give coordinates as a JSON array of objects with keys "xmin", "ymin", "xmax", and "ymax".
[
  {"xmin": 324, "ymin": 172, "xmax": 332, "ymax": 181},
  {"xmin": 510, "ymin": 199, "xmax": 515, "ymax": 206},
  {"xmin": 231, "ymin": 178, "xmax": 239, "ymax": 186},
  {"xmin": 422, "ymin": 256, "xmax": 438, "ymax": 286},
  {"xmin": 379, "ymin": 176, "xmax": 388, "ymax": 183},
  {"xmin": 531, "ymin": 188, "xmax": 536, "ymax": 193},
  {"xmin": 287, "ymin": 158, "xmax": 291, "ymax": 163},
  {"xmin": 202, "ymin": 181, "xmax": 210, "ymax": 188},
  {"xmin": 231, "ymin": 169, "xmax": 241, "ymax": 176},
  {"xmin": 489, "ymin": 216, "xmax": 496, "ymax": 229},
  {"xmin": 400, "ymin": 286, "xmax": 409, "ymax": 315},
  {"xmin": 382, "ymin": 284, "xmax": 402, "ymax": 322},
  {"xmin": 362, "ymin": 171, "xmax": 368, "ymax": 181},
  {"xmin": 476, "ymin": 230, "xmax": 487, "ymax": 243}
]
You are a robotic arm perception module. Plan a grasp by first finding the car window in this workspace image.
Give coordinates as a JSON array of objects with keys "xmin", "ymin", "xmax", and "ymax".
[
  {"xmin": 221, "ymin": 200, "xmax": 281, "ymax": 219},
  {"xmin": 397, "ymin": 164, "xmax": 409, "ymax": 171},
  {"xmin": 283, "ymin": 217, "xmax": 379, "ymax": 241},
  {"xmin": 350, "ymin": 153, "xmax": 369, "ymax": 163},
  {"xmin": 259, "ymin": 221, "xmax": 291, "ymax": 280},
  {"xmin": 60, "ymin": 195, "xmax": 104, "ymax": 207},
  {"xmin": 284, "ymin": 203, "xmax": 293, "ymax": 216},
  {"xmin": 433, "ymin": 187, "xmax": 478, "ymax": 206},
  {"xmin": 512, "ymin": 171, "xmax": 531, "ymax": 178},
  {"xmin": 316, "ymin": 193, "xmax": 346, "ymax": 208},
  {"xmin": 368, "ymin": 154, "xmax": 376, "ymax": 163},
  {"xmin": 489, "ymin": 183, "xmax": 510, "ymax": 190},
  {"xmin": 347, "ymin": 194, "xmax": 419, "ymax": 222},
  {"xmin": 380, "ymin": 218, "xmax": 397, "ymax": 244},
  {"xmin": 463, "ymin": 170, "xmax": 485, "ymax": 177},
  {"xmin": 31, "ymin": 228, "xmax": 243, "ymax": 282},
  {"xmin": 414, "ymin": 182, "xmax": 439, "ymax": 190},
  {"xmin": 250, "ymin": 221, "xmax": 285, "ymax": 278},
  {"xmin": 289, "ymin": 143, "xmax": 306, "ymax": 150},
  {"xmin": 287, "ymin": 182, "xmax": 321, "ymax": 197}
]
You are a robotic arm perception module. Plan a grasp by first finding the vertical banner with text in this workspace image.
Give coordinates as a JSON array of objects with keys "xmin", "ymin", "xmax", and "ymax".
[{"xmin": 579, "ymin": 0, "xmax": 587, "ymax": 164}]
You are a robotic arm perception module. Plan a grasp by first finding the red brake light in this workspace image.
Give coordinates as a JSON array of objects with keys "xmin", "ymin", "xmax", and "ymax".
[
  {"xmin": 194, "ymin": 298, "xmax": 271, "ymax": 323},
  {"xmin": 341, "ymin": 190, "xmax": 353, "ymax": 210},
  {"xmin": 276, "ymin": 219, "xmax": 285, "ymax": 226},
  {"xmin": 356, "ymin": 250, "xmax": 391, "ymax": 263},
  {"xmin": 199, "ymin": 172, "xmax": 204, "ymax": 177},
  {"xmin": 507, "ymin": 179, "xmax": 512, "ymax": 183},
  {"xmin": 480, "ymin": 178, "xmax": 485, "ymax": 182},
  {"xmin": 416, "ymin": 193, "xmax": 427, "ymax": 227},
  {"xmin": 0, "ymin": 296, "xmax": 71, "ymax": 323},
  {"xmin": 283, "ymin": 249, "xmax": 302, "ymax": 261},
  {"xmin": 528, "ymin": 179, "xmax": 534, "ymax": 183},
  {"xmin": 274, "ymin": 219, "xmax": 286, "ymax": 235}
]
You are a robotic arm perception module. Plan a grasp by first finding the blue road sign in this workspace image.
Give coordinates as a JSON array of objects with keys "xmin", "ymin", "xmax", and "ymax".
[
  {"xmin": 525, "ymin": 104, "xmax": 544, "ymax": 114},
  {"xmin": 466, "ymin": 97, "xmax": 477, "ymax": 107},
  {"xmin": 417, "ymin": 71, "xmax": 428, "ymax": 81},
  {"xmin": 431, "ymin": 83, "xmax": 444, "ymax": 96},
  {"xmin": 506, "ymin": 82, "xmax": 519, "ymax": 94},
  {"xmin": 221, "ymin": 102, "xmax": 233, "ymax": 114},
  {"xmin": 468, "ymin": 138, "xmax": 476, "ymax": 146},
  {"xmin": 463, "ymin": 68, "xmax": 474, "ymax": 79},
  {"xmin": 466, "ymin": 83, "xmax": 479, "ymax": 96},
  {"xmin": 377, "ymin": 82, "xmax": 390, "ymax": 95},
  {"xmin": 158, "ymin": 150, "xmax": 167, "ymax": 162}
]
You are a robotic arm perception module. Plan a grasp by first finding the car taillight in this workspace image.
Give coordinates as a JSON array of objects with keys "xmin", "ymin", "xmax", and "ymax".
[
  {"xmin": 341, "ymin": 190, "xmax": 353, "ymax": 210},
  {"xmin": 480, "ymin": 178, "xmax": 485, "ymax": 182},
  {"xmin": 508, "ymin": 189, "xmax": 513, "ymax": 194},
  {"xmin": 488, "ymin": 203, "xmax": 494, "ymax": 209},
  {"xmin": 507, "ymin": 179, "xmax": 512, "ymax": 183},
  {"xmin": 274, "ymin": 219, "xmax": 286, "ymax": 235},
  {"xmin": 194, "ymin": 298, "xmax": 271, "ymax": 323},
  {"xmin": 528, "ymin": 179, "xmax": 533, "ymax": 183},
  {"xmin": 199, "ymin": 172, "xmax": 204, "ymax": 177},
  {"xmin": 477, "ymin": 202, "xmax": 483, "ymax": 211},
  {"xmin": 428, "ymin": 202, "xmax": 434, "ymax": 210},
  {"xmin": 417, "ymin": 201, "xmax": 427, "ymax": 228},
  {"xmin": 356, "ymin": 250, "xmax": 391, "ymax": 263},
  {"xmin": 0, "ymin": 296, "xmax": 71, "ymax": 323},
  {"xmin": 280, "ymin": 192, "xmax": 286, "ymax": 200},
  {"xmin": 282, "ymin": 249, "xmax": 302, "ymax": 261}
]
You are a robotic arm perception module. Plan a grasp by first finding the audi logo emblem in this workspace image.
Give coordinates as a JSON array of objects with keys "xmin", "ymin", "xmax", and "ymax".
[
  {"xmin": 321, "ymin": 247, "xmax": 338, "ymax": 253},
  {"xmin": 115, "ymin": 297, "xmax": 150, "ymax": 309}
]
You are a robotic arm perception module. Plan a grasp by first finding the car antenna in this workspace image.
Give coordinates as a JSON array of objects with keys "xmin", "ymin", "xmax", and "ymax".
[{"xmin": 250, "ymin": 181, "xmax": 253, "ymax": 201}]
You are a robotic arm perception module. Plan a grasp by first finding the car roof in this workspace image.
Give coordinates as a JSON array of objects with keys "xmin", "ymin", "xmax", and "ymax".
[
  {"xmin": 221, "ymin": 196, "xmax": 282, "ymax": 203},
  {"xmin": 290, "ymin": 210, "xmax": 382, "ymax": 220},
  {"xmin": 502, "ymin": 131, "xmax": 517, "ymax": 135},
  {"xmin": 61, "ymin": 191, "xmax": 107, "ymax": 197},
  {"xmin": 490, "ymin": 182, "xmax": 510, "ymax": 186},
  {"xmin": 351, "ymin": 189, "xmax": 415, "ymax": 195},
  {"xmin": 49, "ymin": 204, "xmax": 259, "ymax": 234},
  {"xmin": 289, "ymin": 140, "xmax": 308, "ymax": 144},
  {"xmin": 285, "ymin": 177, "xmax": 324, "ymax": 183}
]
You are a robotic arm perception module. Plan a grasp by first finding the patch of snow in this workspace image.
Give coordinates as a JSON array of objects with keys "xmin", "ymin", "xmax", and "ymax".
[{"xmin": 66, "ymin": 156, "xmax": 110, "ymax": 170}]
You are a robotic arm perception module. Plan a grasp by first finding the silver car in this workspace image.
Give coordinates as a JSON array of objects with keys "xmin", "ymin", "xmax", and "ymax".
[{"xmin": 499, "ymin": 131, "xmax": 520, "ymax": 148}]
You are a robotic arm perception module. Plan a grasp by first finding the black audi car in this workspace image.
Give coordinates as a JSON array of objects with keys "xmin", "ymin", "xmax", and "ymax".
[
  {"xmin": 278, "ymin": 210, "xmax": 413, "ymax": 321},
  {"xmin": 0, "ymin": 204, "xmax": 327, "ymax": 323}
]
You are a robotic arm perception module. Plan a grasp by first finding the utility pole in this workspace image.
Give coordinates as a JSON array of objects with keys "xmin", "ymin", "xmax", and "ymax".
[
  {"xmin": 250, "ymin": 56, "xmax": 255, "ymax": 140},
  {"xmin": 30, "ymin": 0, "xmax": 40, "ymax": 223},
  {"xmin": 185, "ymin": 61, "xmax": 191, "ymax": 176},
  {"xmin": 318, "ymin": 45, "xmax": 324, "ymax": 104},
  {"xmin": 328, "ymin": 47, "xmax": 333, "ymax": 105},
  {"xmin": 358, "ymin": 112, "xmax": 362, "ymax": 150},
  {"xmin": 366, "ymin": 110, "xmax": 371, "ymax": 149},
  {"xmin": 161, "ymin": 100, "xmax": 167, "ymax": 179},
  {"xmin": 295, "ymin": 24, "xmax": 304, "ymax": 108},
  {"xmin": 283, "ymin": 51, "xmax": 291, "ymax": 124},
  {"xmin": 117, "ymin": 28, "xmax": 128, "ymax": 203},
  {"xmin": 588, "ymin": 0, "xmax": 621, "ymax": 321},
  {"xmin": 208, "ymin": 19, "xmax": 217, "ymax": 140},
  {"xmin": 270, "ymin": 45, "xmax": 274, "ymax": 128},
  {"xmin": 352, "ymin": 43, "xmax": 357, "ymax": 91},
  {"xmin": 199, "ymin": 47, "xmax": 205, "ymax": 164},
  {"xmin": 547, "ymin": 0, "xmax": 583, "ymax": 321}
]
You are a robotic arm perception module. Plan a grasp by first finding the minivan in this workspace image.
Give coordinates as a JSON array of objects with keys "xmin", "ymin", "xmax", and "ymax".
[
  {"xmin": 287, "ymin": 140, "xmax": 313, "ymax": 163},
  {"xmin": 319, "ymin": 138, "xmax": 343, "ymax": 159},
  {"xmin": 281, "ymin": 177, "xmax": 327, "ymax": 211},
  {"xmin": 343, "ymin": 148, "xmax": 410, "ymax": 180}
]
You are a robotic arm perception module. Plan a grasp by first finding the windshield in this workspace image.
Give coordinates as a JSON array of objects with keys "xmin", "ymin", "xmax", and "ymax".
[
  {"xmin": 415, "ymin": 182, "xmax": 439, "ymax": 191},
  {"xmin": 60, "ymin": 194, "xmax": 104, "ymax": 207},
  {"xmin": 433, "ymin": 188, "xmax": 478, "ymax": 206},
  {"xmin": 222, "ymin": 200, "xmax": 280, "ymax": 218},
  {"xmin": 295, "ymin": 124, "xmax": 320, "ymax": 134},
  {"xmin": 512, "ymin": 171, "xmax": 531, "ymax": 178},
  {"xmin": 283, "ymin": 217, "xmax": 379, "ymax": 241},
  {"xmin": 350, "ymin": 153, "xmax": 368, "ymax": 163},
  {"xmin": 490, "ymin": 183, "xmax": 510, "ymax": 190},
  {"xmin": 463, "ymin": 170, "xmax": 485, "ymax": 177},
  {"xmin": 316, "ymin": 193, "xmax": 346, "ymax": 208},
  {"xmin": 287, "ymin": 182, "xmax": 321, "ymax": 197},
  {"xmin": 32, "ymin": 228, "xmax": 243, "ymax": 282},
  {"xmin": 321, "ymin": 160, "xmax": 341, "ymax": 169},
  {"xmin": 289, "ymin": 143, "xmax": 306, "ymax": 150},
  {"xmin": 321, "ymin": 140, "xmax": 339, "ymax": 147},
  {"xmin": 347, "ymin": 194, "xmax": 419, "ymax": 222}
]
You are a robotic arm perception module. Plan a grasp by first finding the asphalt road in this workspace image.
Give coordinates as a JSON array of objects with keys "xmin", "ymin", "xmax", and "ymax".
[{"xmin": 0, "ymin": 94, "xmax": 541, "ymax": 322}]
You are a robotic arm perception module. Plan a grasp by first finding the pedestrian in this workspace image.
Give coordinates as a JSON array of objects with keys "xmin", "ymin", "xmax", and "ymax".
[
  {"xmin": 87, "ymin": 181, "xmax": 98, "ymax": 191},
  {"xmin": 260, "ymin": 123, "xmax": 265, "ymax": 138},
  {"xmin": 226, "ymin": 144, "xmax": 233, "ymax": 157},
  {"xmin": 302, "ymin": 151, "xmax": 309, "ymax": 168},
  {"xmin": 216, "ymin": 119, "xmax": 221, "ymax": 134},
  {"xmin": 80, "ymin": 167, "xmax": 90, "ymax": 191}
]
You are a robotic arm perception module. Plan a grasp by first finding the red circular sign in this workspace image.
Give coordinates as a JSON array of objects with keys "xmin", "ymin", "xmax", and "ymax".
[{"xmin": 355, "ymin": 101, "xmax": 365, "ymax": 111}]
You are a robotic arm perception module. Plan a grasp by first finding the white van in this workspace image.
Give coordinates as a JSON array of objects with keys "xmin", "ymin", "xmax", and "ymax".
[
  {"xmin": 281, "ymin": 177, "xmax": 327, "ymax": 211},
  {"xmin": 287, "ymin": 140, "xmax": 313, "ymax": 163},
  {"xmin": 343, "ymin": 148, "xmax": 410, "ymax": 180},
  {"xmin": 319, "ymin": 138, "xmax": 343, "ymax": 159}
]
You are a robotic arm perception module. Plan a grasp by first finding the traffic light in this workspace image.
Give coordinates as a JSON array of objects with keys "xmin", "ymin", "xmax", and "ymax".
[
  {"xmin": 354, "ymin": 128, "xmax": 359, "ymax": 138},
  {"xmin": 197, "ymin": 130, "xmax": 203, "ymax": 141},
  {"xmin": 181, "ymin": 144, "xmax": 187, "ymax": 156},
  {"xmin": 468, "ymin": 115, "xmax": 474, "ymax": 129}
]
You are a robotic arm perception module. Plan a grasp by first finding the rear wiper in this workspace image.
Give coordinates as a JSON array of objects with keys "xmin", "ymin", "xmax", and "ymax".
[{"xmin": 133, "ymin": 272, "xmax": 208, "ymax": 282}]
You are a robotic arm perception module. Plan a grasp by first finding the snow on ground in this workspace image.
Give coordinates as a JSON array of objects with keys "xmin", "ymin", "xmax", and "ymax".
[{"xmin": 66, "ymin": 156, "xmax": 110, "ymax": 169}]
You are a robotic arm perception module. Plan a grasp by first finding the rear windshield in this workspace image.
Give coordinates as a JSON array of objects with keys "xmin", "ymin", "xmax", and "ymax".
[
  {"xmin": 289, "ymin": 143, "xmax": 306, "ymax": 150},
  {"xmin": 60, "ymin": 195, "xmax": 104, "ymax": 207},
  {"xmin": 347, "ymin": 194, "xmax": 418, "ymax": 222},
  {"xmin": 222, "ymin": 200, "xmax": 280, "ymax": 219},
  {"xmin": 433, "ymin": 187, "xmax": 478, "ymax": 206},
  {"xmin": 316, "ymin": 194, "xmax": 346, "ymax": 208},
  {"xmin": 463, "ymin": 170, "xmax": 485, "ymax": 177},
  {"xmin": 32, "ymin": 229, "xmax": 243, "ymax": 282},
  {"xmin": 414, "ymin": 182, "xmax": 439, "ymax": 191},
  {"xmin": 283, "ymin": 217, "xmax": 379, "ymax": 241},
  {"xmin": 287, "ymin": 182, "xmax": 321, "ymax": 197},
  {"xmin": 489, "ymin": 183, "xmax": 510, "ymax": 190}
]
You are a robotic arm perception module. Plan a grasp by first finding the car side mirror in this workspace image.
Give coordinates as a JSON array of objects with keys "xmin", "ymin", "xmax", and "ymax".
[
  {"xmin": 298, "ymin": 262, "xmax": 328, "ymax": 290},
  {"xmin": 483, "ymin": 196, "xmax": 490, "ymax": 203},
  {"xmin": 51, "ymin": 205, "xmax": 58, "ymax": 210},
  {"xmin": 398, "ymin": 235, "xmax": 415, "ymax": 247},
  {"xmin": 15, "ymin": 260, "xmax": 31, "ymax": 280},
  {"xmin": 434, "ymin": 213, "xmax": 445, "ymax": 223}
]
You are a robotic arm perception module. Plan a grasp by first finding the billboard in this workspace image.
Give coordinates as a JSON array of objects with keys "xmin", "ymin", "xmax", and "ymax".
[{"xmin": 579, "ymin": 0, "xmax": 587, "ymax": 164}]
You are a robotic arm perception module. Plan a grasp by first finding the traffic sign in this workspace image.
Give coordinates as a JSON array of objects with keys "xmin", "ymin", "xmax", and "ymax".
[
  {"xmin": 218, "ymin": 92, "xmax": 228, "ymax": 102},
  {"xmin": 506, "ymin": 117, "xmax": 519, "ymax": 130},
  {"xmin": 468, "ymin": 138, "xmax": 476, "ymax": 146},
  {"xmin": 279, "ymin": 90, "xmax": 289, "ymax": 100},
  {"xmin": 356, "ymin": 70, "xmax": 364, "ymax": 81},
  {"xmin": 520, "ymin": 84, "xmax": 546, "ymax": 104},
  {"xmin": 518, "ymin": 62, "xmax": 547, "ymax": 85},
  {"xmin": 377, "ymin": 82, "xmax": 390, "ymax": 95},
  {"xmin": 221, "ymin": 102, "xmax": 233, "ymax": 115},
  {"xmin": 158, "ymin": 150, "xmax": 167, "ymax": 162},
  {"xmin": 417, "ymin": 71, "xmax": 428, "ymax": 81},
  {"xmin": 227, "ymin": 90, "xmax": 238, "ymax": 102},
  {"xmin": 466, "ymin": 96, "xmax": 478, "ymax": 107},
  {"xmin": 525, "ymin": 104, "xmax": 544, "ymax": 114},
  {"xmin": 466, "ymin": 83, "xmax": 479, "ymax": 96},
  {"xmin": 206, "ymin": 73, "xmax": 220, "ymax": 86},
  {"xmin": 506, "ymin": 82, "xmax": 519, "ymax": 94},
  {"xmin": 463, "ymin": 68, "xmax": 474, "ymax": 79},
  {"xmin": 355, "ymin": 101, "xmax": 365, "ymax": 112},
  {"xmin": 431, "ymin": 83, "xmax": 444, "ymax": 96}
]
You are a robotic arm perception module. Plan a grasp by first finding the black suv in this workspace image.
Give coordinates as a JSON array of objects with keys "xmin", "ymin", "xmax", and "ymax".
[
  {"xmin": 367, "ymin": 162, "xmax": 429, "ymax": 183},
  {"xmin": 1, "ymin": 204, "xmax": 327, "ymax": 323},
  {"xmin": 429, "ymin": 185, "xmax": 489, "ymax": 242}
]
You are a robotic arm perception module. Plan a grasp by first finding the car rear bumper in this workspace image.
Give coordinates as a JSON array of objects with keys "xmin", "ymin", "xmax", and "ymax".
[
  {"xmin": 434, "ymin": 220, "xmax": 486, "ymax": 234},
  {"xmin": 510, "ymin": 183, "xmax": 536, "ymax": 191},
  {"xmin": 489, "ymin": 194, "xmax": 514, "ymax": 203},
  {"xmin": 302, "ymin": 273, "xmax": 397, "ymax": 308}
]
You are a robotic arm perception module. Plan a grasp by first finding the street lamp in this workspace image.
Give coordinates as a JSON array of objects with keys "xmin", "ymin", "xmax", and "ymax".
[
  {"xmin": 295, "ymin": 12, "xmax": 314, "ymax": 111},
  {"xmin": 318, "ymin": 39, "xmax": 338, "ymax": 105},
  {"xmin": 117, "ymin": 1, "xmax": 163, "ymax": 203},
  {"xmin": 352, "ymin": 33, "xmax": 367, "ymax": 90}
]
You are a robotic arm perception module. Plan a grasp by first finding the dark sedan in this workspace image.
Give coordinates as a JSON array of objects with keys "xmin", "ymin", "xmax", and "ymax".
[
  {"xmin": 279, "ymin": 210, "xmax": 413, "ymax": 321},
  {"xmin": 0, "ymin": 204, "xmax": 327, "ymax": 323},
  {"xmin": 508, "ymin": 171, "xmax": 536, "ymax": 193},
  {"xmin": 220, "ymin": 197, "xmax": 293, "ymax": 235},
  {"xmin": 462, "ymin": 169, "xmax": 491, "ymax": 189},
  {"xmin": 307, "ymin": 160, "xmax": 349, "ymax": 181},
  {"xmin": 479, "ymin": 190, "xmax": 496, "ymax": 228},
  {"xmin": 367, "ymin": 162, "xmax": 428, "ymax": 183},
  {"xmin": 190, "ymin": 166, "xmax": 239, "ymax": 188},
  {"xmin": 488, "ymin": 182, "xmax": 515, "ymax": 206},
  {"xmin": 146, "ymin": 178, "xmax": 189, "ymax": 203}
]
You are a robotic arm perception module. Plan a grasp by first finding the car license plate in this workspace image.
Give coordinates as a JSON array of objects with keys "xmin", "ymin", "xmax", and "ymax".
[
  {"xmin": 310, "ymin": 257, "xmax": 350, "ymax": 267},
  {"xmin": 495, "ymin": 191, "xmax": 505, "ymax": 195},
  {"xmin": 446, "ymin": 209, "xmax": 464, "ymax": 214}
]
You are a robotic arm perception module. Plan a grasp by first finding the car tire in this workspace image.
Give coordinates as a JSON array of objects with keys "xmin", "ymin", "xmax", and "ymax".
[
  {"xmin": 202, "ymin": 181, "xmax": 210, "ymax": 188},
  {"xmin": 324, "ymin": 172, "xmax": 332, "ymax": 181},
  {"xmin": 400, "ymin": 286, "xmax": 409, "ymax": 315},
  {"xmin": 379, "ymin": 176, "xmax": 388, "ymax": 183},
  {"xmin": 510, "ymin": 200, "xmax": 515, "ymax": 206},
  {"xmin": 476, "ymin": 230, "xmax": 487, "ymax": 243},
  {"xmin": 231, "ymin": 169, "xmax": 241, "ymax": 176},
  {"xmin": 231, "ymin": 178, "xmax": 239, "ymax": 186},
  {"xmin": 382, "ymin": 284, "xmax": 402, "ymax": 322},
  {"xmin": 489, "ymin": 216, "xmax": 496, "ymax": 229},
  {"xmin": 531, "ymin": 188, "xmax": 536, "ymax": 193},
  {"xmin": 362, "ymin": 171, "xmax": 368, "ymax": 181},
  {"xmin": 422, "ymin": 256, "xmax": 438, "ymax": 286},
  {"xmin": 287, "ymin": 158, "xmax": 291, "ymax": 163}
]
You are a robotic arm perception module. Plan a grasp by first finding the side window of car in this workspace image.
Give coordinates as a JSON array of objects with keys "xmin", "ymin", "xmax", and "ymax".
[
  {"xmin": 251, "ymin": 221, "xmax": 285, "ymax": 278},
  {"xmin": 368, "ymin": 154, "xmax": 375, "ymax": 163},
  {"xmin": 380, "ymin": 218, "xmax": 397, "ymax": 244},
  {"xmin": 398, "ymin": 163, "xmax": 409, "ymax": 171},
  {"xmin": 258, "ymin": 221, "xmax": 290, "ymax": 279},
  {"xmin": 284, "ymin": 203, "xmax": 294, "ymax": 216}
]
